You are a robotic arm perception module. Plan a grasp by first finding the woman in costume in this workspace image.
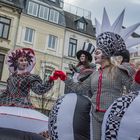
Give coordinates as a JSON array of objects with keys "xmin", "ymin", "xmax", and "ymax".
[
  {"xmin": 65, "ymin": 42, "xmax": 96, "ymax": 96},
  {"xmin": 70, "ymin": 42, "xmax": 96, "ymax": 83},
  {"xmin": 0, "ymin": 47, "xmax": 54, "ymax": 108},
  {"xmin": 52, "ymin": 9, "xmax": 140, "ymax": 140},
  {"xmin": 0, "ymin": 47, "xmax": 55, "ymax": 138}
]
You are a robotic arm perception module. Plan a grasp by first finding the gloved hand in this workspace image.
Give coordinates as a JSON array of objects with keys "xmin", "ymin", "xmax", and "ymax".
[
  {"xmin": 53, "ymin": 70, "xmax": 67, "ymax": 81},
  {"xmin": 49, "ymin": 73, "xmax": 59, "ymax": 82},
  {"xmin": 49, "ymin": 75, "xmax": 58, "ymax": 81}
]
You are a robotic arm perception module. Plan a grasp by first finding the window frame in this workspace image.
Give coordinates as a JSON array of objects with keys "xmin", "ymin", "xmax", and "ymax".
[
  {"xmin": 68, "ymin": 38, "xmax": 77, "ymax": 57},
  {"xmin": 49, "ymin": 9, "xmax": 59, "ymax": 24},
  {"xmin": 0, "ymin": 54, "xmax": 5, "ymax": 80},
  {"xmin": 48, "ymin": 34, "xmax": 58, "ymax": 50},
  {"xmin": 24, "ymin": 27, "xmax": 35, "ymax": 44},
  {"xmin": 27, "ymin": 1, "xmax": 39, "ymax": 17},
  {"xmin": 27, "ymin": 1, "xmax": 61, "ymax": 24},
  {"xmin": 38, "ymin": 5, "xmax": 49, "ymax": 20},
  {"xmin": 77, "ymin": 21, "xmax": 86, "ymax": 31},
  {"xmin": 0, "ymin": 16, "xmax": 11, "ymax": 39}
]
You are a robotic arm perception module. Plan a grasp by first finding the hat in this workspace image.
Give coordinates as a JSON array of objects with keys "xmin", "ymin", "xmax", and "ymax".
[
  {"xmin": 96, "ymin": 32, "xmax": 126, "ymax": 57},
  {"xmin": 76, "ymin": 42, "xmax": 95, "ymax": 62},
  {"xmin": 6, "ymin": 48, "xmax": 36, "ymax": 73},
  {"xmin": 95, "ymin": 8, "xmax": 140, "ymax": 57}
]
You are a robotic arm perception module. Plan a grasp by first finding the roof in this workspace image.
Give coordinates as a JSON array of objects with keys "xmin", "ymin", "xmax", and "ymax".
[
  {"xmin": 64, "ymin": 11, "xmax": 96, "ymax": 37},
  {"xmin": 39, "ymin": 0, "xmax": 63, "ymax": 9},
  {"xmin": 0, "ymin": 0, "xmax": 24, "ymax": 9}
]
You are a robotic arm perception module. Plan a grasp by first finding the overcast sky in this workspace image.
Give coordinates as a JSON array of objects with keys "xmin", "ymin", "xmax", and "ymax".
[{"xmin": 64, "ymin": 0, "xmax": 140, "ymax": 33}]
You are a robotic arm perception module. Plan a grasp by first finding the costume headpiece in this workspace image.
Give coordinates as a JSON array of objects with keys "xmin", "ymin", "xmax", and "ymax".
[
  {"xmin": 76, "ymin": 42, "xmax": 95, "ymax": 62},
  {"xmin": 6, "ymin": 48, "xmax": 36, "ymax": 73},
  {"xmin": 95, "ymin": 8, "xmax": 140, "ymax": 57}
]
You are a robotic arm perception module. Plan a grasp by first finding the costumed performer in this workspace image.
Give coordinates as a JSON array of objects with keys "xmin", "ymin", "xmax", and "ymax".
[
  {"xmin": 52, "ymin": 8, "xmax": 140, "ymax": 140},
  {"xmin": 65, "ymin": 42, "xmax": 96, "ymax": 97},
  {"xmin": 0, "ymin": 47, "xmax": 56, "ymax": 139}
]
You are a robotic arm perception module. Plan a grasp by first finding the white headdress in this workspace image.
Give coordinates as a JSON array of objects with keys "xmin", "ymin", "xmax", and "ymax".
[{"xmin": 95, "ymin": 8, "xmax": 140, "ymax": 56}]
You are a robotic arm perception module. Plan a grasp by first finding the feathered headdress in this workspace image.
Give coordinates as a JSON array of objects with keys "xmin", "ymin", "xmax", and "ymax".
[
  {"xmin": 6, "ymin": 48, "xmax": 36, "ymax": 73},
  {"xmin": 95, "ymin": 8, "xmax": 140, "ymax": 57}
]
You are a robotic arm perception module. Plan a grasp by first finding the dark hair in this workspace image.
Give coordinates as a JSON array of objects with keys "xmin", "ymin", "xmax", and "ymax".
[
  {"xmin": 77, "ymin": 54, "xmax": 90, "ymax": 68},
  {"xmin": 114, "ymin": 49, "xmax": 130, "ymax": 63}
]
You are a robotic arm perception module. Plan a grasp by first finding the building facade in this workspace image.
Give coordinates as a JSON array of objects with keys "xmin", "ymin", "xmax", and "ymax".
[
  {"xmin": 0, "ymin": 0, "xmax": 23, "ymax": 87},
  {"xmin": 0, "ymin": 0, "xmax": 97, "ymax": 113}
]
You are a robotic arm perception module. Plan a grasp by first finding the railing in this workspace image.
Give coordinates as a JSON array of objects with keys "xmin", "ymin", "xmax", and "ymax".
[{"xmin": 63, "ymin": 2, "xmax": 91, "ymax": 20}]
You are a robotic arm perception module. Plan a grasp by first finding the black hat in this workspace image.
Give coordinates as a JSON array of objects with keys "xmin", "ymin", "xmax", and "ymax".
[{"xmin": 76, "ymin": 42, "xmax": 95, "ymax": 62}]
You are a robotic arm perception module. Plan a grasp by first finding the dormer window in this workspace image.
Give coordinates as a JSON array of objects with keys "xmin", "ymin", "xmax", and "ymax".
[
  {"xmin": 60, "ymin": 0, "xmax": 64, "ymax": 8},
  {"xmin": 75, "ymin": 17, "xmax": 87, "ymax": 31},
  {"xmin": 77, "ymin": 21, "xmax": 85, "ymax": 30}
]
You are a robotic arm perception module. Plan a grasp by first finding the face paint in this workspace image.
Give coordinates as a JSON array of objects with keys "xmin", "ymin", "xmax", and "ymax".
[
  {"xmin": 17, "ymin": 57, "xmax": 28, "ymax": 71},
  {"xmin": 94, "ymin": 49, "xmax": 104, "ymax": 64},
  {"xmin": 79, "ymin": 54, "xmax": 86, "ymax": 63}
]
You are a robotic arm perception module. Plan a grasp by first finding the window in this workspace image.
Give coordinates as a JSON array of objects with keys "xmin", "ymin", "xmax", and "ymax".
[
  {"xmin": 60, "ymin": 0, "xmax": 64, "ymax": 8},
  {"xmin": 27, "ymin": 1, "xmax": 61, "ymax": 25},
  {"xmin": 49, "ymin": 9, "xmax": 59, "ymax": 23},
  {"xmin": 24, "ymin": 27, "xmax": 34, "ymax": 43},
  {"xmin": 77, "ymin": 21, "xmax": 86, "ymax": 30},
  {"xmin": 0, "ymin": 54, "xmax": 5, "ymax": 80},
  {"xmin": 39, "ymin": 5, "xmax": 49, "ymax": 20},
  {"xmin": 68, "ymin": 38, "xmax": 77, "ymax": 57},
  {"xmin": 28, "ymin": 1, "xmax": 39, "ymax": 16},
  {"xmin": 48, "ymin": 35, "xmax": 58, "ymax": 49},
  {"xmin": 0, "ymin": 17, "xmax": 11, "ymax": 39}
]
